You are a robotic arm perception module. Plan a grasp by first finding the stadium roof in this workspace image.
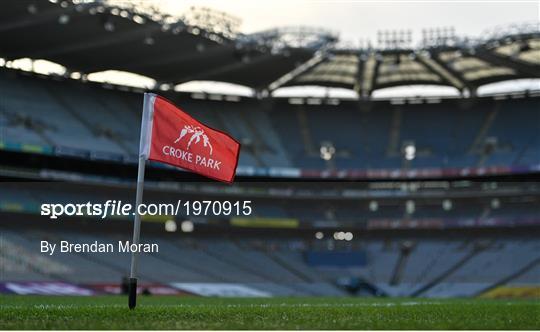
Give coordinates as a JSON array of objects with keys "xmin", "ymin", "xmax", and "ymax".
[
  {"xmin": 282, "ymin": 35, "xmax": 540, "ymax": 96},
  {"xmin": 0, "ymin": 0, "xmax": 539, "ymax": 95},
  {"xmin": 0, "ymin": 0, "xmax": 316, "ymax": 89}
]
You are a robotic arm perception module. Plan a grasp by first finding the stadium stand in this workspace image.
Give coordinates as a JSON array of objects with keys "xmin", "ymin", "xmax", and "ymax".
[
  {"xmin": 1, "ymin": 68, "xmax": 539, "ymax": 170},
  {"xmin": 0, "ymin": 0, "xmax": 538, "ymax": 300},
  {"xmin": 1, "ymin": 181, "xmax": 539, "ymax": 229},
  {"xmin": 1, "ymin": 227, "xmax": 538, "ymax": 297}
]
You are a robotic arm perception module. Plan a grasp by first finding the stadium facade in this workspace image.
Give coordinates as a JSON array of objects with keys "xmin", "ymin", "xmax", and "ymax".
[{"xmin": 0, "ymin": 0, "xmax": 539, "ymax": 299}]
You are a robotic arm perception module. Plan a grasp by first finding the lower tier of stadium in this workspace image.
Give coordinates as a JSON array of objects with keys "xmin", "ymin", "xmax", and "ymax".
[{"xmin": 1, "ymin": 223, "xmax": 538, "ymax": 298}]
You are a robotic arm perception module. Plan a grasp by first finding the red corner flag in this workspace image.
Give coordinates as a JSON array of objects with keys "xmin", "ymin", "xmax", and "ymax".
[
  {"xmin": 140, "ymin": 93, "xmax": 240, "ymax": 183},
  {"xmin": 128, "ymin": 93, "xmax": 240, "ymax": 309}
]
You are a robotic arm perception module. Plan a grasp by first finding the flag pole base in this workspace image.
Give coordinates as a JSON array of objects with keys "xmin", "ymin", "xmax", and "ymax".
[{"xmin": 128, "ymin": 277, "xmax": 137, "ymax": 309}]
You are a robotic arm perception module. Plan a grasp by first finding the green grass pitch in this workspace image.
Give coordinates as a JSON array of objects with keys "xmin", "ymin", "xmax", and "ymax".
[{"xmin": 1, "ymin": 295, "xmax": 538, "ymax": 330}]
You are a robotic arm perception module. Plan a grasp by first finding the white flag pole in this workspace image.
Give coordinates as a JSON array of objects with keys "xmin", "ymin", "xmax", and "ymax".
[
  {"xmin": 128, "ymin": 154, "xmax": 145, "ymax": 309},
  {"xmin": 128, "ymin": 93, "xmax": 154, "ymax": 309}
]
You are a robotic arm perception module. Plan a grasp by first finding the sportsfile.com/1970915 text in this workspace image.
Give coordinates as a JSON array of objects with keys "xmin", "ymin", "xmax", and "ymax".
[{"xmin": 40, "ymin": 200, "xmax": 252, "ymax": 220}]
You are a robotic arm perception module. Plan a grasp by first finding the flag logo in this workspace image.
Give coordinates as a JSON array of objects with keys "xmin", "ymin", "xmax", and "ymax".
[{"xmin": 175, "ymin": 125, "xmax": 213, "ymax": 155}]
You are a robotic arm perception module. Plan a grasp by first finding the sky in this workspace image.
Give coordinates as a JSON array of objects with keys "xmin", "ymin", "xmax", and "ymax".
[{"xmin": 163, "ymin": 0, "xmax": 539, "ymax": 46}]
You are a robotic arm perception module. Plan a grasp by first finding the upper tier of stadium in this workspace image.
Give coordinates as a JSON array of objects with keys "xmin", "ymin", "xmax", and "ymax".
[
  {"xmin": 1, "ymin": 67, "xmax": 539, "ymax": 178},
  {"xmin": 0, "ymin": 0, "xmax": 539, "ymax": 97}
]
